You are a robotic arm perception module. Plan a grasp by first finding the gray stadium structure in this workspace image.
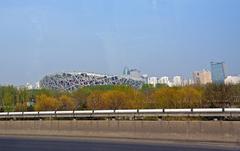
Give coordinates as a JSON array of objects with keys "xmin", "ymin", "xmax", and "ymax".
[{"xmin": 40, "ymin": 72, "xmax": 144, "ymax": 91}]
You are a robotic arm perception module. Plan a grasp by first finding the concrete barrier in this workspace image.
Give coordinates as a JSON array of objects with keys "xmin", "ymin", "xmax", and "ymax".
[{"xmin": 0, "ymin": 120, "xmax": 239, "ymax": 143}]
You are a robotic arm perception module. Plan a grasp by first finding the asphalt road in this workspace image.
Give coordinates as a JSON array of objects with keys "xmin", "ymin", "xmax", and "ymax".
[{"xmin": 0, "ymin": 136, "xmax": 239, "ymax": 151}]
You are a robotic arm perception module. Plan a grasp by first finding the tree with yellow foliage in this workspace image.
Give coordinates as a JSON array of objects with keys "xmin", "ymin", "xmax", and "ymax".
[
  {"xmin": 149, "ymin": 86, "xmax": 203, "ymax": 109},
  {"xmin": 101, "ymin": 90, "xmax": 127, "ymax": 109},
  {"xmin": 58, "ymin": 95, "xmax": 76, "ymax": 110},
  {"xmin": 35, "ymin": 94, "xmax": 60, "ymax": 111},
  {"xmin": 86, "ymin": 90, "xmax": 103, "ymax": 109},
  {"xmin": 15, "ymin": 102, "xmax": 28, "ymax": 112}
]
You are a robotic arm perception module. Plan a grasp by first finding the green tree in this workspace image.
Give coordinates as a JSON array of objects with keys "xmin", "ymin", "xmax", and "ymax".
[
  {"xmin": 1, "ymin": 86, "xmax": 17, "ymax": 112},
  {"xmin": 72, "ymin": 87, "xmax": 92, "ymax": 109}
]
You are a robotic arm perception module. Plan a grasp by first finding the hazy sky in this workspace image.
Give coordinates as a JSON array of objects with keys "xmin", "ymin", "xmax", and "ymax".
[{"xmin": 0, "ymin": 0, "xmax": 240, "ymax": 85}]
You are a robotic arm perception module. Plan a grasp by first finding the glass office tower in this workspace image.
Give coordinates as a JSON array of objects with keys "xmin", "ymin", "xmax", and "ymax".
[{"xmin": 211, "ymin": 62, "xmax": 226, "ymax": 84}]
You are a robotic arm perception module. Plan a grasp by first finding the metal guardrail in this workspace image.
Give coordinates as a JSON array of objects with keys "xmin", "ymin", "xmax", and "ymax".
[{"xmin": 0, "ymin": 108, "xmax": 240, "ymax": 119}]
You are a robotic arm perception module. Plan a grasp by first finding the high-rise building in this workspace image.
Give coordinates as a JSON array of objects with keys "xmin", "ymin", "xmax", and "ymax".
[
  {"xmin": 123, "ymin": 66, "xmax": 130, "ymax": 75},
  {"xmin": 193, "ymin": 70, "xmax": 212, "ymax": 85},
  {"xmin": 211, "ymin": 62, "xmax": 226, "ymax": 84}
]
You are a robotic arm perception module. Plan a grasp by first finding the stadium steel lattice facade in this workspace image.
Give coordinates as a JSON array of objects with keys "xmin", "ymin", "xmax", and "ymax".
[{"xmin": 40, "ymin": 72, "xmax": 144, "ymax": 91}]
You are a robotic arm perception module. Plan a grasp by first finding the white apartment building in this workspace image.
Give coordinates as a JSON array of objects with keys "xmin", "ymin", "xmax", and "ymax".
[
  {"xmin": 173, "ymin": 76, "xmax": 182, "ymax": 86},
  {"xmin": 225, "ymin": 76, "xmax": 240, "ymax": 84},
  {"xmin": 158, "ymin": 76, "xmax": 172, "ymax": 86},
  {"xmin": 148, "ymin": 77, "xmax": 158, "ymax": 87}
]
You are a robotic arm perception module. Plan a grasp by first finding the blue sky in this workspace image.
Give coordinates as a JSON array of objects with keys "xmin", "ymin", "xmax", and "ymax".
[{"xmin": 0, "ymin": 0, "xmax": 239, "ymax": 85}]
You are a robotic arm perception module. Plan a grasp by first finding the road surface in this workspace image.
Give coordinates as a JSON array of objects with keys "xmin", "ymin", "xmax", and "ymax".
[{"xmin": 0, "ymin": 136, "xmax": 238, "ymax": 151}]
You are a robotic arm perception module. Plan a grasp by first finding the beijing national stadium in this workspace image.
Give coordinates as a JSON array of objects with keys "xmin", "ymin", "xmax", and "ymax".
[{"xmin": 40, "ymin": 69, "xmax": 145, "ymax": 91}]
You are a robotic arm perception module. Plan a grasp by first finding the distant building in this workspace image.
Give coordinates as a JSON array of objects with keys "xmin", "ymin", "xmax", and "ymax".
[
  {"xmin": 35, "ymin": 82, "xmax": 40, "ymax": 89},
  {"xmin": 188, "ymin": 79, "xmax": 194, "ymax": 85},
  {"xmin": 123, "ymin": 67, "xmax": 142, "ymax": 80},
  {"xmin": 158, "ymin": 76, "xmax": 169, "ymax": 84},
  {"xmin": 173, "ymin": 76, "xmax": 182, "ymax": 86},
  {"xmin": 225, "ymin": 76, "xmax": 240, "ymax": 85},
  {"xmin": 25, "ymin": 83, "xmax": 33, "ymax": 90},
  {"xmin": 128, "ymin": 69, "xmax": 141, "ymax": 79},
  {"xmin": 148, "ymin": 77, "xmax": 158, "ymax": 87},
  {"xmin": 141, "ymin": 74, "xmax": 148, "ymax": 84},
  {"xmin": 158, "ymin": 76, "xmax": 172, "ymax": 87},
  {"xmin": 123, "ymin": 66, "xmax": 130, "ymax": 76},
  {"xmin": 211, "ymin": 62, "xmax": 226, "ymax": 84},
  {"xmin": 193, "ymin": 70, "xmax": 212, "ymax": 85},
  {"xmin": 182, "ymin": 78, "xmax": 193, "ymax": 86}
]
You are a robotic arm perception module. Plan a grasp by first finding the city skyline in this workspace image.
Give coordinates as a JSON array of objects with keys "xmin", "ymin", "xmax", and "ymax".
[
  {"xmin": 0, "ymin": 0, "xmax": 240, "ymax": 85},
  {"xmin": 0, "ymin": 61, "xmax": 239, "ymax": 86},
  {"xmin": 22, "ymin": 64, "xmax": 240, "ymax": 90}
]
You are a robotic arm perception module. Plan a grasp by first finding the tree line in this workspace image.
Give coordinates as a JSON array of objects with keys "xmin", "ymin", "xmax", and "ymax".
[{"xmin": 0, "ymin": 84, "xmax": 240, "ymax": 112}]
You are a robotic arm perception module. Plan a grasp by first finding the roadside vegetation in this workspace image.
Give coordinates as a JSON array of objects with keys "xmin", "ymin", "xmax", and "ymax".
[{"xmin": 0, "ymin": 84, "xmax": 239, "ymax": 112}]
